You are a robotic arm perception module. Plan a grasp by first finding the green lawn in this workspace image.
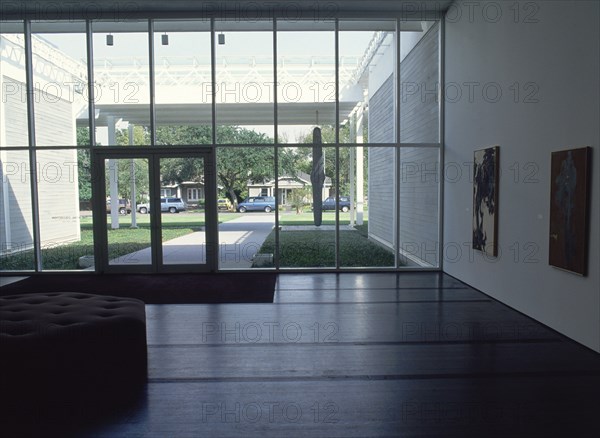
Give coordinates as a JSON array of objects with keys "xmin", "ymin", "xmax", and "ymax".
[
  {"xmin": 278, "ymin": 210, "xmax": 368, "ymax": 226},
  {"xmin": 2, "ymin": 212, "xmax": 246, "ymax": 271},
  {"xmin": 255, "ymin": 226, "xmax": 395, "ymax": 268},
  {"xmin": 1, "ymin": 211, "xmax": 387, "ymax": 271},
  {"xmin": 0, "ymin": 226, "xmax": 199, "ymax": 271}
]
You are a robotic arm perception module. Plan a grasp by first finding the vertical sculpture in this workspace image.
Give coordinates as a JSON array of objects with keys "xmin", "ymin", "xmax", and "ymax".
[{"xmin": 310, "ymin": 127, "xmax": 325, "ymax": 226}]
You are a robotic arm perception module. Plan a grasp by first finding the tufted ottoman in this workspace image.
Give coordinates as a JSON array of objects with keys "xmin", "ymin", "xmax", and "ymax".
[{"xmin": 0, "ymin": 292, "xmax": 147, "ymax": 415}]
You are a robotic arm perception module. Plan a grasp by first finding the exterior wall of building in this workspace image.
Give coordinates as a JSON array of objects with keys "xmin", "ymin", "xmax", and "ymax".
[
  {"xmin": 398, "ymin": 24, "xmax": 440, "ymax": 266},
  {"xmin": 367, "ymin": 85, "xmax": 396, "ymax": 249},
  {"xmin": 367, "ymin": 24, "xmax": 440, "ymax": 266},
  {"xmin": 0, "ymin": 35, "xmax": 81, "ymax": 255},
  {"xmin": 1, "ymin": 77, "xmax": 34, "ymax": 253}
]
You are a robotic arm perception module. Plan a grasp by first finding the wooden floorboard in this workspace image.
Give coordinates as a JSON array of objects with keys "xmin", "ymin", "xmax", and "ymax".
[
  {"xmin": 90, "ymin": 377, "xmax": 600, "ymax": 437},
  {"xmin": 147, "ymin": 341, "xmax": 600, "ymax": 380},
  {"xmin": 7, "ymin": 272, "xmax": 599, "ymax": 437},
  {"xmin": 145, "ymin": 301, "xmax": 559, "ymax": 345},
  {"xmin": 275, "ymin": 272, "xmax": 468, "ymax": 290},
  {"xmin": 274, "ymin": 287, "xmax": 488, "ymax": 303}
]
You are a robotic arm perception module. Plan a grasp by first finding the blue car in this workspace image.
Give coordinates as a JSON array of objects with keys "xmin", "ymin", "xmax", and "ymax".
[
  {"xmin": 238, "ymin": 196, "xmax": 276, "ymax": 213},
  {"xmin": 322, "ymin": 196, "xmax": 351, "ymax": 212}
]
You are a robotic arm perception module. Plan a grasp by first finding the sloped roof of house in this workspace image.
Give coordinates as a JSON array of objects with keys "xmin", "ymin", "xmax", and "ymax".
[{"xmin": 248, "ymin": 172, "xmax": 332, "ymax": 188}]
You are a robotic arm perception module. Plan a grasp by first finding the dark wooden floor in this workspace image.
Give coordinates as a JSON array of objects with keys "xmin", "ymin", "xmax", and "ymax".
[{"xmin": 15, "ymin": 273, "xmax": 600, "ymax": 437}]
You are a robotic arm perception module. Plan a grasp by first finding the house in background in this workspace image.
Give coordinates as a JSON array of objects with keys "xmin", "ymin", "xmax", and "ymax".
[
  {"xmin": 248, "ymin": 172, "xmax": 331, "ymax": 206},
  {"xmin": 161, "ymin": 181, "xmax": 205, "ymax": 206}
]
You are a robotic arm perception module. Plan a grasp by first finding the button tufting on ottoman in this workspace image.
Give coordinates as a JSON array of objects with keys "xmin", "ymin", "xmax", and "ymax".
[{"xmin": 0, "ymin": 292, "xmax": 147, "ymax": 405}]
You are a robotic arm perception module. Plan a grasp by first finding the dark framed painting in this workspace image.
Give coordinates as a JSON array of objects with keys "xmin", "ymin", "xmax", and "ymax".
[
  {"xmin": 549, "ymin": 147, "xmax": 592, "ymax": 276},
  {"xmin": 473, "ymin": 146, "xmax": 499, "ymax": 257}
]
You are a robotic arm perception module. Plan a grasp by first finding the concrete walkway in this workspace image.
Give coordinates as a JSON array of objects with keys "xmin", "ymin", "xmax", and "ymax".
[{"xmin": 109, "ymin": 213, "xmax": 275, "ymax": 269}]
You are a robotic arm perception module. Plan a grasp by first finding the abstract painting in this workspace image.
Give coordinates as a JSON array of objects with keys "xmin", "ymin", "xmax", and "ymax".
[
  {"xmin": 549, "ymin": 147, "xmax": 592, "ymax": 276},
  {"xmin": 473, "ymin": 146, "xmax": 499, "ymax": 257}
]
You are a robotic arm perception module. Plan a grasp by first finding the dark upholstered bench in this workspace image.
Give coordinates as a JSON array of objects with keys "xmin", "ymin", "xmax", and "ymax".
[{"xmin": 0, "ymin": 292, "xmax": 147, "ymax": 414}]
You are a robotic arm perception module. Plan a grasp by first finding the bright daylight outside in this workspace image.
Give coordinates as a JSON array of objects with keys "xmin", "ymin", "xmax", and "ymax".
[{"xmin": 0, "ymin": 18, "xmax": 441, "ymax": 272}]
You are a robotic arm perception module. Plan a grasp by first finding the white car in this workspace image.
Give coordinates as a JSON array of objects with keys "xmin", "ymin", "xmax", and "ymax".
[{"xmin": 137, "ymin": 197, "xmax": 186, "ymax": 214}]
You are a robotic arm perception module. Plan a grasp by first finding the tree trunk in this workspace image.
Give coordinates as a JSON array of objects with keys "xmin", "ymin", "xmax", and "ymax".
[{"xmin": 227, "ymin": 187, "xmax": 238, "ymax": 211}]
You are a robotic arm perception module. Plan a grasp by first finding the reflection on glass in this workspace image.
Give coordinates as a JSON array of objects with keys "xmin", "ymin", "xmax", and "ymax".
[
  {"xmin": 105, "ymin": 158, "xmax": 152, "ymax": 266},
  {"xmin": 0, "ymin": 150, "xmax": 34, "ymax": 270},
  {"xmin": 159, "ymin": 157, "xmax": 206, "ymax": 265},
  {"xmin": 93, "ymin": 21, "xmax": 151, "ymax": 146}
]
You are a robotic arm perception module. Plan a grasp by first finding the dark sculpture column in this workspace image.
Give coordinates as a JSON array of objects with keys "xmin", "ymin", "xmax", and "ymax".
[{"xmin": 310, "ymin": 127, "xmax": 325, "ymax": 226}]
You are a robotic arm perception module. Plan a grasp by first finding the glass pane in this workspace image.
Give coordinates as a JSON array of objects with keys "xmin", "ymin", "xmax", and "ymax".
[
  {"xmin": 0, "ymin": 21, "xmax": 29, "ymax": 147},
  {"xmin": 276, "ymin": 145, "xmax": 336, "ymax": 268},
  {"xmin": 0, "ymin": 150, "xmax": 34, "ymax": 270},
  {"xmin": 277, "ymin": 21, "xmax": 335, "ymax": 144},
  {"xmin": 339, "ymin": 145, "xmax": 394, "ymax": 268},
  {"xmin": 159, "ymin": 157, "xmax": 206, "ymax": 265},
  {"xmin": 367, "ymin": 146, "xmax": 397, "ymax": 263},
  {"xmin": 105, "ymin": 157, "xmax": 152, "ymax": 266},
  {"xmin": 398, "ymin": 147, "xmax": 440, "ymax": 267},
  {"xmin": 93, "ymin": 21, "xmax": 151, "ymax": 146},
  {"xmin": 154, "ymin": 20, "xmax": 212, "ymax": 146},
  {"xmin": 217, "ymin": 145, "xmax": 275, "ymax": 269},
  {"xmin": 215, "ymin": 21, "xmax": 274, "ymax": 144},
  {"xmin": 37, "ymin": 149, "xmax": 95, "ymax": 270},
  {"xmin": 400, "ymin": 21, "xmax": 440, "ymax": 143},
  {"xmin": 339, "ymin": 20, "xmax": 396, "ymax": 144},
  {"xmin": 31, "ymin": 21, "xmax": 89, "ymax": 147}
]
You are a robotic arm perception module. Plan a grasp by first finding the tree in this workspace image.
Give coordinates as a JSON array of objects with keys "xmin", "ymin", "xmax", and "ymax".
[
  {"xmin": 289, "ymin": 187, "xmax": 311, "ymax": 214},
  {"xmin": 76, "ymin": 128, "xmax": 93, "ymax": 203},
  {"xmin": 77, "ymin": 124, "xmax": 300, "ymax": 209},
  {"xmin": 155, "ymin": 125, "xmax": 275, "ymax": 209},
  {"xmin": 217, "ymin": 146, "xmax": 274, "ymax": 208}
]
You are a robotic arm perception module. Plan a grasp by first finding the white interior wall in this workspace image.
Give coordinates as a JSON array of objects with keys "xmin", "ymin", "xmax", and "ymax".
[{"xmin": 444, "ymin": 0, "xmax": 600, "ymax": 351}]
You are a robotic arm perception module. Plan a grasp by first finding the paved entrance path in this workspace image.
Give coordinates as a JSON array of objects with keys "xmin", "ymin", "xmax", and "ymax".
[
  {"xmin": 217, "ymin": 213, "xmax": 275, "ymax": 268},
  {"xmin": 109, "ymin": 213, "xmax": 275, "ymax": 269}
]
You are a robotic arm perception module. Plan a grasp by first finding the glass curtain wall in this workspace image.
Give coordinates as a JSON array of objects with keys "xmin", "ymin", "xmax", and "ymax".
[
  {"xmin": 0, "ymin": 16, "xmax": 442, "ymax": 273},
  {"xmin": 398, "ymin": 21, "xmax": 441, "ymax": 268},
  {"xmin": 1, "ymin": 22, "xmax": 34, "ymax": 270}
]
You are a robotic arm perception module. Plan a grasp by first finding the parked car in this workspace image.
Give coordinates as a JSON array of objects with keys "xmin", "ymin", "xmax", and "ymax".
[
  {"xmin": 238, "ymin": 196, "xmax": 276, "ymax": 213},
  {"xmin": 322, "ymin": 196, "xmax": 351, "ymax": 212},
  {"xmin": 137, "ymin": 197, "xmax": 186, "ymax": 214},
  {"xmin": 106, "ymin": 198, "xmax": 131, "ymax": 215},
  {"xmin": 217, "ymin": 198, "xmax": 232, "ymax": 211}
]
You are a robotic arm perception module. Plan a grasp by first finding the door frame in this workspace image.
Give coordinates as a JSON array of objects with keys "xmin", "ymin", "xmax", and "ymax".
[{"xmin": 92, "ymin": 147, "xmax": 217, "ymax": 273}]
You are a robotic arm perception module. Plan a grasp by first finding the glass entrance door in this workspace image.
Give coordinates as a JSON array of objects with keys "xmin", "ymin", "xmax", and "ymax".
[
  {"xmin": 157, "ymin": 156, "xmax": 212, "ymax": 270},
  {"xmin": 95, "ymin": 150, "xmax": 215, "ymax": 273}
]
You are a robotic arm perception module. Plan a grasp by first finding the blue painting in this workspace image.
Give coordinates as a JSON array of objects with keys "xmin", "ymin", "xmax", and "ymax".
[
  {"xmin": 549, "ymin": 147, "xmax": 591, "ymax": 275},
  {"xmin": 473, "ymin": 146, "xmax": 499, "ymax": 257}
]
